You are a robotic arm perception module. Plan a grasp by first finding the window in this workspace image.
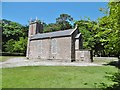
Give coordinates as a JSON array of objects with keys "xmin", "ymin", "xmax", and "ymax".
[
  {"xmin": 39, "ymin": 40, "xmax": 42, "ymax": 54},
  {"xmin": 75, "ymin": 39, "xmax": 79, "ymax": 50},
  {"xmin": 51, "ymin": 39, "xmax": 57, "ymax": 54},
  {"xmin": 30, "ymin": 24, "xmax": 33, "ymax": 35}
]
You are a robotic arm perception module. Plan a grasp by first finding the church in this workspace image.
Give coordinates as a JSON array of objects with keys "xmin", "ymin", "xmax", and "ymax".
[{"xmin": 26, "ymin": 19, "xmax": 92, "ymax": 62}]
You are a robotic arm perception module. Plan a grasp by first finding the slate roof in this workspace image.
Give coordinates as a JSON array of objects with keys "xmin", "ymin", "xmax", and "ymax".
[{"xmin": 30, "ymin": 28, "xmax": 77, "ymax": 40}]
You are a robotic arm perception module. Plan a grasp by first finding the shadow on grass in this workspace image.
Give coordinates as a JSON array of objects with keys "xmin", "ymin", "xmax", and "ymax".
[
  {"xmin": 102, "ymin": 59, "xmax": 120, "ymax": 90},
  {"xmin": 103, "ymin": 60, "xmax": 120, "ymax": 69}
]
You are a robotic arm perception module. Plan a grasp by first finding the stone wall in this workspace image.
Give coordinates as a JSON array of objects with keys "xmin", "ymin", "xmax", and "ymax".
[
  {"xmin": 28, "ymin": 36, "xmax": 72, "ymax": 62},
  {"xmin": 75, "ymin": 50, "xmax": 93, "ymax": 62}
]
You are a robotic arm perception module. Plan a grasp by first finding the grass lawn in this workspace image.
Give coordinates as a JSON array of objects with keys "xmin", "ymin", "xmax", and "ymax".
[{"xmin": 2, "ymin": 66, "xmax": 118, "ymax": 88}]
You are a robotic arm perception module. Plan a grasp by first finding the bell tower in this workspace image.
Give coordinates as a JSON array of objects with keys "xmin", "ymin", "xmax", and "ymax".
[
  {"xmin": 26, "ymin": 18, "xmax": 43, "ymax": 59},
  {"xmin": 28, "ymin": 18, "xmax": 43, "ymax": 37}
]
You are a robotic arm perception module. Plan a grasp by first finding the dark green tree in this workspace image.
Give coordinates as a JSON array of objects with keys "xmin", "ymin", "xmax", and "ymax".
[
  {"xmin": 75, "ymin": 19, "xmax": 105, "ymax": 56},
  {"xmin": 98, "ymin": 0, "xmax": 120, "ymax": 57},
  {"xmin": 1, "ymin": 19, "xmax": 28, "ymax": 54},
  {"xmin": 56, "ymin": 14, "xmax": 73, "ymax": 30},
  {"xmin": 99, "ymin": 1, "xmax": 120, "ymax": 90},
  {"xmin": 43, "ymin": 23, "xmax": 61, "ymax": 33}
]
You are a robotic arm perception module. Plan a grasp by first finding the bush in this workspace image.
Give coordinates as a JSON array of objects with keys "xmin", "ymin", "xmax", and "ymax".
[
  {"xmin": 102, "ymin": 67, "xmax": 120, "ymax": 90},
  {"xmin": 4, "ymin": 37, "xmax": 27, "ymax": 55},
  {"xmin": 4, "ymin": 39, "xmax": 15, "ymax": 53},
  {"xmin": 13, "ymin": 37, "xmax": 27, "ymax": 54}
]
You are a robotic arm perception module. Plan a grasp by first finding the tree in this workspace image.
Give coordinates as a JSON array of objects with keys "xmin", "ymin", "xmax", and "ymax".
[
  {"xmin": 75, "ymin": 19, "xmax": 105, "ymax": 56},
  {"xmin": 1, "ymin": 19, "xmax": 28, "ymax": 54},
  {"xmin": 75, "ymin": 0, "xmax": 120, "ymax": 57},
  {"xmin": 4, "ymin": 39, "xmax": 15, "ymax": 53},
  {"xmin": 99, "ymin": 1, "xmax": 120, "ymax": 89},
  {"xmin": 2, "ymin": 19, "xmax": 24, "ymax": 40},
  {"xmin": 13, "ymin": 37, "xmax": 27, "ymax": 54},
  {"xmin": 56, "ymin": 14, "xmax": 73, "ymax": 30},
  {"xmin": 43, "ymin": 23, "xmax": 62, "ymax": 33},
  {"xmin": 98, "ymin": 0, "xmax": 120, "ymax": 57},
  {"xmin": 43, "ymin": 14, "xmax": 73, "ymax": 33}
]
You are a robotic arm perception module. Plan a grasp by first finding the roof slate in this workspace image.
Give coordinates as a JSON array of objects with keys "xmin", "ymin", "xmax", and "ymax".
[{"xmin": 30, "ymin": 28, "xmax": 76, "ymax": 40}]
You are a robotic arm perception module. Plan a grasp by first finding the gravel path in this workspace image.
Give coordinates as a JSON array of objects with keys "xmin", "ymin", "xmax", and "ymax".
[{"xmin": 0, "ymin": 57, "xmax": 102, "ymax": 68}]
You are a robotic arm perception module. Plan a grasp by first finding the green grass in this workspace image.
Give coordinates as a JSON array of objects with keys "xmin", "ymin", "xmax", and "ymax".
[{"xmin": 2, "ymin": 66, "xmax": 118, "ymax": 88}]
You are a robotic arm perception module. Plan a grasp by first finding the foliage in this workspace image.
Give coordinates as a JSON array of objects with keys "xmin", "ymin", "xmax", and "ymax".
[
  {"xmin": 13, "ymin": 37, "xmax": 27, "ymax": 54},
  {"xmin": 56, "ymin": 14, "xmax": 73, "ymax": 23},
  {"xmin": 75, "ymin": 1, "xmax": 120, "ymax": 57},
  {"xmin": 98, "ymin": 1, "xmax": 120, "ymax": 57},
  {"xmin": 98, "ymin": 1, "xmax": 120, "ymax": 90},
  {"xmin": 1, "ymin": 19, "xmax": 28, "ymax": 54},
  {"xmin": 4, "ymin": 39, "xmax": 15, "ymax": 53},
  {"xmin": 2, "ymin": 19, "xmax": 24, "ymax": 40},
  {"xmin": 100, "ymin": 69, "xmax": 120, "ymax": 90},
  {"xmin": 107, "ymin": 70, "xmax": 120, "ymax": 90},
  {"xmin": 43, "ymin": 23, "xmax": 62, "ymax": 33},
  {"xmin": 75, "ymin": 20, "xmax": 105, "ymax": 56},
  {"xmin": 4, "ymin": 37, "xmax": 27, "ymax": 54},
  {"xmin": 56, "ymin": 14, "xmax": 73, "ymax": 30},
  {"xmin": 43, "ymin": 14, "xmax": 73, "ymax": 33}
]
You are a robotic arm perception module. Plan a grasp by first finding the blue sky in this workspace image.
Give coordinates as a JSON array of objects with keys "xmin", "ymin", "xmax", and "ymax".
[{"xmin": 2, "ymin": 2, "xmax": 108, "ymax": 25}]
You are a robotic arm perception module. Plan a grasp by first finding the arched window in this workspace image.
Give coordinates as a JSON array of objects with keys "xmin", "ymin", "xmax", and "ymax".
[
  {"xmin": 38, "ymin": 40, "xmax": 42, "ymax": 54},
  {"xmin": 30, "ymin": 24, "xmax": 33, "ymax": 35},
  {"xmin": 51, "ymin": 39, "xmax": 57, "ymax": 54}
]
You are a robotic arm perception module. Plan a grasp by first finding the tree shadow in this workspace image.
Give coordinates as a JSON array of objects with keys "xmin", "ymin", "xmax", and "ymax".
[
  {"xmin": 102, "ymin": 59, "xmax": 120, "ymax": 90},
  {"xmin": 103, "ymin": 60, "xmax": 120, "ymax": 69}
]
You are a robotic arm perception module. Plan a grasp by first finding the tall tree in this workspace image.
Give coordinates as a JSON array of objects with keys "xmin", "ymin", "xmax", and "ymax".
[
  {"xmin": 99, "ymin": 1, "xmax": 120, "ymax": 89},
  {"xmin": 75, "ymin": 19, "xmax": 105, "ymax": 56},
  {"xmin": 98, "ymin": 0, "xmax": 120, "ymax": 57},
  {"xmin": 1, "ymin": 19, "xmax": 28, "ymax": 54},
  {"xmin": 56, "ymin": 14, "xmax": 73, "ymax": 30}
]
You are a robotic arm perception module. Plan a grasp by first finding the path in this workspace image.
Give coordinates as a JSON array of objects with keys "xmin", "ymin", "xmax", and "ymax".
[{"xmin": 0, "ymin": 57, "xmax": 103, "ymax": 68}]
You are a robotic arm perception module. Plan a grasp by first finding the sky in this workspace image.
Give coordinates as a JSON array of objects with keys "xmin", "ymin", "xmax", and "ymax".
[{"xmin": 2, "ymin": 2, "xmax": 108, "ymax": 25}]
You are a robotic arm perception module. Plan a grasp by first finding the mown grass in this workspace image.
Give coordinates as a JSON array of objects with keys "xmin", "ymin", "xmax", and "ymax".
[{"xmin": 2, "ymin": 66, "xmax": 118, "ymax": 88}]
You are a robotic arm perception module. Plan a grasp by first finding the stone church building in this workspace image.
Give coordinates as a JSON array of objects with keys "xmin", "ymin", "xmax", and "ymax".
[{"xmin": 26, "ymin": 19, "xmax": 92, "ymax": 62}]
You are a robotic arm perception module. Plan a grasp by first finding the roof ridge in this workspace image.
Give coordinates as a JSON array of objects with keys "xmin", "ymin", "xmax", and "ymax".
[{"xmin": 31, "ymin": 27, "xmax": 78, "ymax": 40}]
